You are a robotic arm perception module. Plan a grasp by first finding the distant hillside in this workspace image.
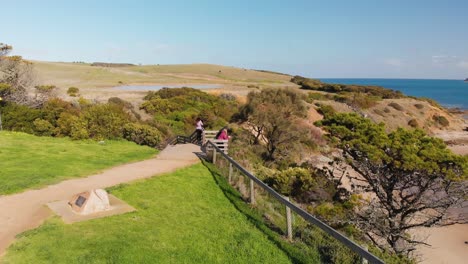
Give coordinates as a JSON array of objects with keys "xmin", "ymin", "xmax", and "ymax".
[
  {"xmin": 91, "ymin": 62, "xmax": 136, "ymax": 67},
  {"xmin": 33, "ymin": 61, "xmax": 292, "ymax": 90}
]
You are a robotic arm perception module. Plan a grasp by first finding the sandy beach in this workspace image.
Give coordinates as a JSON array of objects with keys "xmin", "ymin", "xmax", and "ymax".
[{"xmin": 413, "ymin": 224, "xmax": 468, "ymax": 264}]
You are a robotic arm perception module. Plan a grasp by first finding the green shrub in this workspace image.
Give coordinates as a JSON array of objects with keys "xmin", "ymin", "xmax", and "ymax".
[
  {"xmin": 307, "ymin": 92, "xmax": 329, "ymax": 102},
  {"xmin": 414, "ymin": 103, "xmax": 424, "ymax": 109},
  {"xmin": 141, "ymin": 88, "xmax": 238, "ymax": 135},
  {"xmin": 108, "ymin": 97, "xmax": 132, "ymax": 108},
  {"xmin": 0, "ymin": 102, "xmax": 41, "ymax": 133},
  {"xmin": 82, "ymin": 103, "xmax": 130, "ymax": 140},
  {"xmin": 33, "ymin": 118, "xmax": 55, "ymax": 136},
  {"xmin": 408, "ymin": 119, "xmax": 419, "ymax": 128},
  {"xmin": 41, "ymin": 98, "xmax": 79, "ymax": 127},
  {"xmin": 432, "ymin": 115, "xmax": 450, "ymax": 127},
  {"xmin": 316, "ymin": 104, "xmax": 336, "ymax": 118},
  {"xmin": 388, "ymin": 102, "xmax": 403, "ymax": 111},
  {"xmin": 56, "ymin": 112, "xmax": 79, "ymax": 136},
  {"xmin": 70, "ymin": 118, "xmax": 89, "ymax": 139},
  {"xmin": 67, "ymin": 87, "xmax": 80, "ymax": 97},
  {"xmin": 266, "ymin": 167, "xmax": 310, "ymax": 195},
  {"xmin": 123, "ymin": 123, "xmax": 162, "ymax": 148},
  {"xmin": 344, "ymin": 93, "xmax": 379, "ymax": 109}
]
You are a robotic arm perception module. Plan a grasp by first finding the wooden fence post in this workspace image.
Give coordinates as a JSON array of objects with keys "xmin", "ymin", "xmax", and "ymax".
[
  {"xmin": 285, "ymin": 196, "xmax": 292, "ymax": 240},
  {"xmin": 250, "ymin": 179, "xmax": 255, "ymax": 204},
  {"xmin": 228, "ymin": 163, "xmax": 233, "ymax": 183},
  {"xmin": 212, "ymin": 147, "xmax": 217, "ymax": 164}
]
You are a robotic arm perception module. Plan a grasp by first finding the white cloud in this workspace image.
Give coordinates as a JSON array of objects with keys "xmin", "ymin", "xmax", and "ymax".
[
  {"xmin": 457, "ymin": 60, "xmax": 468, "ymax": 69},
  {"xmin": 431, "ymin": 55, "xmax": 458, "ymax": 65},
  {"xmin": 384, "ymin": 58, "xmax": 403, "ymax": 67}
]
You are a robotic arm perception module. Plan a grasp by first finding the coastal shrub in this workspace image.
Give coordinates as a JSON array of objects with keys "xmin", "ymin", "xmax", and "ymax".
[
  {"xmin": 80, "ymin": 103, "xmax": 130, "ymax": 140},
  {"xmin": 407, "ymin": 119, "xmax": 419, "ymax": 128},
  {"xmin": 122, "ymin": 123, "xmax": 162, "ymax": 147},
  {"xmin": 0, "ymin": 102, "xmax": 41, "ymax": 133},
  {"xmin": 33, "ymin": 118, "xmax": 55, "ymax": 136},
  {"xmin": 432, "ymin": 115, "xmax": 450, "ymax": 127},
  {"xmin": 291, "ymin": 75, "xmax": 403, "ymax": 99},
  {"xmin": 414, "ymin": 103, "xmax": 424, "ymax": 109},
  {"xmin": 141, "ymin": 88, "xmax": 238, "ymax": 135},
  {"xmin": 373, "ymin": 109, "xmax": 385, "ymax": 116},
  {"xmin": 388, "ymin": 102, "xmax": 403, "ymax": 111},
  {"xmin": 419, "ymin": 97, "xmax": 441, "ymax": 108},
  {"xmin": 265, "ymin": 167, "xmax": 336, "ymax": 203},
  {"xmin": 307, "ymin": 92, "xmax": 330, "ymax": 102},
  {"xmin": 67, "ymin": 87, "xmax": 79, "ymax": 97},
  {"xmin": 41, "ymin": 98, "xmax": 79, "ymax": 127},
  {"xmin": 344, "ymin": 93, "xmax": 379, "ymax": 109},
  {"xmin": 108, "ymin": 97, "xmax": 132, "ymax": 108},
  {"xmin": 316, "ymin": 104, "xmax": 336, "ymax": 118},
  {"xmin": 56, "ymin": 112, "xmax": 80, "ymax": 136}
]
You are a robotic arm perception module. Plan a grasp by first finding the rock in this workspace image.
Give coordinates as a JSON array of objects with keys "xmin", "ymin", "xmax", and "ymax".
[{"xmin": 69, "ymin": 189, "xmax": 111, "ymax": 215}]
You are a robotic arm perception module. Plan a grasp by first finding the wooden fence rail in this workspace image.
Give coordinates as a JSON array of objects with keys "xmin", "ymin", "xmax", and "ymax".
[{"xmin": 206, "ymin": 140, "xmax": 384, "ymax": 264}]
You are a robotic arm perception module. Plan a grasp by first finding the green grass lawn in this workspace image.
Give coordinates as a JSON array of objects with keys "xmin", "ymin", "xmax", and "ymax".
[
  {"xmin": 0, "ymin": 131, "xmax": 157, "ymax": 195},
  {"xmin": 3, "ymin": 164, "xmax": 292, "ymax": 264}
]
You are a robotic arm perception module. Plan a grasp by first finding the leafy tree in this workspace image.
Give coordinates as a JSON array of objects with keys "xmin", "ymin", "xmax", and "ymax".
[
  {"xmin": 319, "ymin": 113, "xmax": 467, "ymax": 256},
  {"xmin": 239, "ymin": 88, "xmax": 312, "ymax": 162}
]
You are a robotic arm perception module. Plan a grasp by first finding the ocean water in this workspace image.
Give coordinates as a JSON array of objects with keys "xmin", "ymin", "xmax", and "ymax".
[{"xmin": 319, "ymin": 79, "xmax": 468, "ymax": 110}]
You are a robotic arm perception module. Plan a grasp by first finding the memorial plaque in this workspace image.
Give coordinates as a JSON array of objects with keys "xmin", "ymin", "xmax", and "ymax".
[{"xmin": 75, "ymin": 196, "xmax": 86, "ymax": 207}]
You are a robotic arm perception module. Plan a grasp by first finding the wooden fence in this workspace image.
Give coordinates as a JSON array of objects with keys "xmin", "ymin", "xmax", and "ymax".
[
  {"xmin": 206, "ymin": 140, "xmax": 384, "ymax": 264},
  {"xmin": 203, "ymin": 130, "xmax": 228, "ymax": 154}
]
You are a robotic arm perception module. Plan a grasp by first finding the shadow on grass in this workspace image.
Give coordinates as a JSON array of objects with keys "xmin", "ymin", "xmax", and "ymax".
[{"xmin": 201, "ymin": 158, "xmax": 320, "ymax": 264}]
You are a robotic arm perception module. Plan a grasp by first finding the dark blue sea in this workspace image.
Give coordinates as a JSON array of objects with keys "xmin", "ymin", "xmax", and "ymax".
[{"xmin": 319, "ymin": 79, "xmax": 468, "ymax": 110}]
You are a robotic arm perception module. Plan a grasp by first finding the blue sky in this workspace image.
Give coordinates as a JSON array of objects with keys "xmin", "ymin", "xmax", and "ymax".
[{"xmin": 3, "ymin": 0, "xmax": 468, "ymax": 78}]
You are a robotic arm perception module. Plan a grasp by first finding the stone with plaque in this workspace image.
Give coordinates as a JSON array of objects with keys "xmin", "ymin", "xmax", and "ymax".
[{"xmin": 68, "ymin": 189, "xmax": 110, "ymax": 215}]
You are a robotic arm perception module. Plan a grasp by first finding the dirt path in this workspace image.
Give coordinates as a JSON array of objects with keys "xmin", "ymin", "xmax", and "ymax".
[{"xmin": 0, "ymin": 144, "xmax": 201, "ymax": 256}]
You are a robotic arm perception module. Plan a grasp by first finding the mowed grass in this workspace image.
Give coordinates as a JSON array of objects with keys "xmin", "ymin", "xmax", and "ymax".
[
  {"xmin": 3, "ymin": 164, "xmax": 292, "ymax": 264},
  {"xmin": 0, "ymin": 131, "xmax": 157, "ymax": 195}
]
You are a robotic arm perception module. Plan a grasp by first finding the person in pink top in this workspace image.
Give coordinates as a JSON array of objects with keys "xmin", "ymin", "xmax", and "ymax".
[{"xmin": 217, "ymin": 128, "xmax": 229, "ymax": 140}]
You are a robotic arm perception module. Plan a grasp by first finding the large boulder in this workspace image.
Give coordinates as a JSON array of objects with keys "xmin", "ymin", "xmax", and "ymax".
[{"xmin": 69, "ymin": 189, "xmax": 111, "ymax": 215}]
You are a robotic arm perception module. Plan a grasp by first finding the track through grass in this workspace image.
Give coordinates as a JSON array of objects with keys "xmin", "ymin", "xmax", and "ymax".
[
  {"xmin": 0, "ymin": 131, "xmax": 157, "ymax": 195},
  {"xmin": 3, "ymin": 164, "xmax": 292, "ymax": 264}
]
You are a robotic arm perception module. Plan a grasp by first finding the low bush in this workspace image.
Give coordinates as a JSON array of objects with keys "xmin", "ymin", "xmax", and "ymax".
[
  {"xmin": 67, "ymin": 87, "xmax": 79, "ymax": 97},
  {"xmin": 0, "ymin": 102, "xmax": 41, "ymax": 133},
  {"xmin": 388, "ymin": 102, "xmax": 404, "ymax": 111},
  {"xmin": 316, "ymin": 104, "xmax": 336, "ymax": 118},
  {"xmin": 123, "ymin": 123, "xmax": 162, "ymax": 148},
  {"xmin": 33, "ymin": 119, "xmax": 55, "ymax": 136},
  {"xmin": 373, "ymin": 109, "xmax": 385, "ymax": 116},
  {"xmin": 408, "ymin": 119, "xmax": 419, "ymax": 128},
  {"xmin": 291, "ymin": 75, "xmax": 403, "ymax": 99},
  {"xmin": 432, "ymin": 115, "xmax": 450, "ymax": 127},
  {"xmin": 414, "ymin": 103, "xmax": 424, "ymax": 109},
  {"xmin": 307, "ymin": 92, "xmax": 330, "ymax": 102}
]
